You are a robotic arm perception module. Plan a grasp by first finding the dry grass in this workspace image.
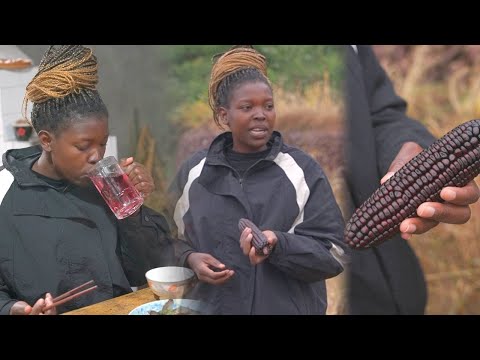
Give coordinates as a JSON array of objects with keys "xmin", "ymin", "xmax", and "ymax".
[
  {"xmin": 133, "ymin": 125, "xmax": 169, "ymax": 214},
  {"xmin": 273, "ymin": 74, "xmax": 344, "ymax": 133},
  {"xmin": 374, "ymin": 45, "xmax": 480, "ymax": 314}
]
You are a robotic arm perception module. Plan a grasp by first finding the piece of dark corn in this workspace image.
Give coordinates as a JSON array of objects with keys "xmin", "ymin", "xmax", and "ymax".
[
  {"xmin": 345, "ymin": 119, "xmax": 480, "ymax": 250},
  {"xmin": 238, "ymin": 218, "xmax": 272, "ymax": 255}
]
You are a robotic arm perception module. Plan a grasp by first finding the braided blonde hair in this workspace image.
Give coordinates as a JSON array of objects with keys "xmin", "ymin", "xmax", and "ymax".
[
  {"xmin": 23, "ymin": 45, "xmax": 107, "ymax": 133},
  {"xmin": 208, "ymin": 46, "xmax": 271, "ymax": 128}
]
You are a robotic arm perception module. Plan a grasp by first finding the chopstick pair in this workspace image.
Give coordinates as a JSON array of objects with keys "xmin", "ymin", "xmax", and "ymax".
[{"xmin": 43, "ymin": 280, "xmax": 98, "ymax": 312}]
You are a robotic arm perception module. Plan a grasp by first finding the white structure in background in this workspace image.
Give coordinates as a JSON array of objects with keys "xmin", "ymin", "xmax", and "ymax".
[
  {"xmin": 0, "ymin": 45, "xmax": 37, "ymax": 158},
  {"xmin": 0, "ymin": 45, "xmax": 117, "ymax": 166}
]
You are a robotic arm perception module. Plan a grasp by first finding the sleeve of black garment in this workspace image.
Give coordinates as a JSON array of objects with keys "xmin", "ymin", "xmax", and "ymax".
[
  {"xmin": 116, "ymin": 205, "xmax": 177, "ymax": 287},
  {"xmin": 358, "ymin": 45, "xmax": 437, "ymax": 176},
  {"xmin": 267, "ymin": 157, "xmax": 348, "ymax": 283}
]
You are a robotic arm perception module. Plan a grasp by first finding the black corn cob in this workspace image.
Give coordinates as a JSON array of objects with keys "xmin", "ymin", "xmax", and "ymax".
[
  {"xmin": 345, "ymin": 119, "xmax": 480, "ymax": 250},
  {"xmin": 238, "ymin": 218, "xmax": 272, "ymax": 255}
]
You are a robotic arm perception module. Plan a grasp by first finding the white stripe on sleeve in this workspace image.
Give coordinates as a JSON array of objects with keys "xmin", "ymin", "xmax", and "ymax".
[
  {"xmin": 0, "ymin": 168, "xmax": 14, "ymax": 206},
  {"xmin": 273, "ymin": 152, "xmax": 310, "ymax": 233},
  {"xmin": 173, "ymin": 158, "xmax": 206, "ymax": 239}
]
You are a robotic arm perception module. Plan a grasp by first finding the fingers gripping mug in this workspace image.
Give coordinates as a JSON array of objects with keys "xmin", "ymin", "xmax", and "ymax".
[{"xmin": 88, "ymin": 156, "xmax": 144, "ymax": 219}]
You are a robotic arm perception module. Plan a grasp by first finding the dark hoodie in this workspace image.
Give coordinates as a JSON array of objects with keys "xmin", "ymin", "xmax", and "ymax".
[{"xmin": 0, "ymin": 146, "xmax": 175, "ymax": 314}]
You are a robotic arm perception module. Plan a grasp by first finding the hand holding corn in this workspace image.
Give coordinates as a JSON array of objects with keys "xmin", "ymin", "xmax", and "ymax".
[
  {"xmin": 239, "ymin": 218, "xmax": 277, "ymax": 265},
  {"xmin": 346, "ymin": 119, "xmax": 480, "ymax": 249}
]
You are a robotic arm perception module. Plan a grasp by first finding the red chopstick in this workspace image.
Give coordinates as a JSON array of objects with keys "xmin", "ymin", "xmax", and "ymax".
[{"xmin": 43, "ymin": 280, "xmax": 98, "ymax": 312}]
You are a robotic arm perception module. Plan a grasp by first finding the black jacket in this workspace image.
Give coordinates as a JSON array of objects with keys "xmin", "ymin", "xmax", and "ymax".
[
  {"xmin": 0, "ymin": 146, "xmax": 175, "ymax": 314},
  {"xmin": 345, "ymin": 45, "xmax": 436, "ymax": 314},
  {"xmin": 169, "ymin": 131, "xmax": 347, "ymax": 314}
]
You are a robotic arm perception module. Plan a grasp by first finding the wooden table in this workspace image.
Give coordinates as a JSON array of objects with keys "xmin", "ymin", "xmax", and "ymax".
[{"xmin": 63, "ymin": 288, "xmax": 156, "ymax": 315}]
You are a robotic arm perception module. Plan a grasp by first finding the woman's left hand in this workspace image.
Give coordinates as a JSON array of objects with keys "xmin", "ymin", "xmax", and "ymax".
[
  {"xmin": 239, "ymin": 228, "xmax": 278, "ymax": 265},
  {"xmin": 120, "ymin": 157, "xmax": 155, "ymax": 199}
]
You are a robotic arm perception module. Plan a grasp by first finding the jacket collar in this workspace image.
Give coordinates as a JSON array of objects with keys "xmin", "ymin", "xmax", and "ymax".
[
  {"xmin": 205, "ymin": 130, "xmax": 284, "ymax": 167},
  {"xmin": 2, "ymin": 145, "xmax": 69, "ymax": 189},
  {"xmin": 197, "ymin": 131, "xmax": 284, "ymax": 202}
]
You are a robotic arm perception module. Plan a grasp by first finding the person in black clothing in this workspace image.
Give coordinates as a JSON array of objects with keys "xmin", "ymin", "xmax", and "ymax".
[
  {"xmin": 345, "ymin": 45, "xmax": 480, "ymax": 314},
  {"xmin": 169, "ymin": 46, "xmax": 347, "ymax": 314},
  {"xmin": 0, "ymin": 45, "xmax": 174, "ymax": 315}
]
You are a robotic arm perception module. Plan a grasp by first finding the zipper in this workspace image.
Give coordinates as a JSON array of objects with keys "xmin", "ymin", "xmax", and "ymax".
[
  {"xmin": 210, "ymin": 155, "xmax": 272, "ymax": 199},
  {"xmin": 237, "ymin": 156, "xmax": 273, "ymax": 189}
]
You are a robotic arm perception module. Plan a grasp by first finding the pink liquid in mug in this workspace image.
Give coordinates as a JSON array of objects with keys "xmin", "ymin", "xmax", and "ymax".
[{"xmin": 90, "ymin": 173, "xmax": 143, "ymax": 219}]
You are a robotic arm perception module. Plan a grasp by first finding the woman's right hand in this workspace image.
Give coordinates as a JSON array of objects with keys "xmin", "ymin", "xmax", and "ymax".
[
  {"xmin": 9, "ymin": 293, "xmax": 57, "ymax": 315},
  {"xmin": 186, "ymin": 252, "xmax": 234, "ymax": 285}
]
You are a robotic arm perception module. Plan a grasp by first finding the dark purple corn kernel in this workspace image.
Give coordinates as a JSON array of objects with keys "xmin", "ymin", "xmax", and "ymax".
[
  {"xmin": 238, "ymin": 218, "xmax": 272, "ymax": 255},
  {"xmin": 345, "ymin": 119, "xmax": 480, "ymax": 250}
]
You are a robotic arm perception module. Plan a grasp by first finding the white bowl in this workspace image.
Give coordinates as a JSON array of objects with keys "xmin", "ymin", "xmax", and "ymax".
[{"xmin": 145, "ymin": 266, "xmax": 196, "ymax": 299}]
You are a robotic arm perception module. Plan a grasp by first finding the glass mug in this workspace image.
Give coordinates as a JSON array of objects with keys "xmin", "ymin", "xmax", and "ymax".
[{"xmin": 88, "ymin": 156, "xmax": 144, "ymax": 219}]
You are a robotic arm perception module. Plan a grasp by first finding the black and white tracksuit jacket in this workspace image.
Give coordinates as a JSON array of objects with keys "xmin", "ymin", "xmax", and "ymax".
[{"xmin": 170, "ymin": 131, "xmax": 347, "ymax": 314}]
